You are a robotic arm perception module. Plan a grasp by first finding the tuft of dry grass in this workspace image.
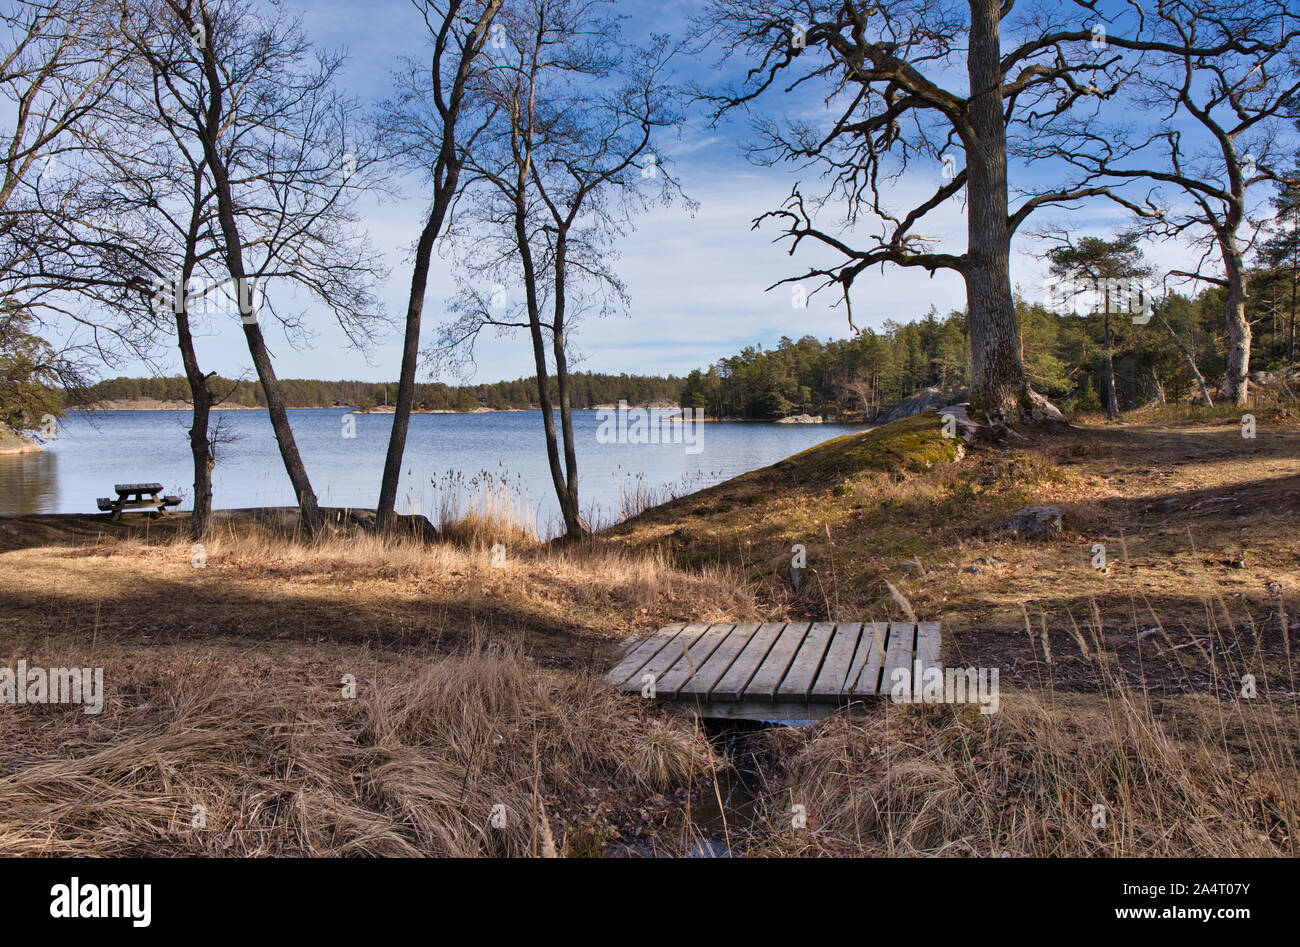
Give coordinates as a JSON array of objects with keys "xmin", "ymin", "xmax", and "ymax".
[
  {"xmin": 625, "ymin": 722, "xmax": 719, "ymax": 791},
  {"xmin": 432, "ymin": 469, "xmax": 540, "ymax": 549}
]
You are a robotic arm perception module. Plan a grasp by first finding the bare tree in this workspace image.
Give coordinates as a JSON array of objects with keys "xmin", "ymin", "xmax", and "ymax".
[
  {"xmin": 437, "ymin": 0, "xmax": 684, "ymax": 538},
  {"xmin": 1036, "ymin": 0, "xmax": 1300, "ymax": 406},
  {"xmin": 50, "ymin": 4, "xmax": 239, "ymax": 537},
  {"xmin": 125, "ymin": 0, "xmax": 387, "ymax": 536},
  {"xmin": 696, "ymin": 1, "xmax": 1265, "ymax": 426},
  {"xmin": 374, "ymin": 0, "xmax": 502, "ymax": 532},
  {"xmin": 0, "ymin": 0, "xmax": 149, "ymax": 365},
  {"xmin": 0, "ymin": 1, "xmax": 126, "ymax": 257}
]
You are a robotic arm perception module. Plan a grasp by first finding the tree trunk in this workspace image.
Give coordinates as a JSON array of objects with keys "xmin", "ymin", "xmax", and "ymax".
[
  {"xmin": 238, "ymin": 318, "xmax": 325, "ymax": 534},
  {"xmin": 527, "ymin": 324, "xmax": 573, "ymax": 537},
  {"xmin": 511, "ymin": 186, "xmax": 573, "ymax": 539},
  {"xmin": 376, "ymin": 212, "xmax": 441, "ymax": 531},
  {"xmin": 1102, "ymin": 310, "xmax": 1119, "ymax": 419},
  {"xmin": 963, "ymin": 0, "xmax": 1036, "ymax": 423},
  {"xmin": 176, "ymin": 177, "xmax": 213, "ymax": 540},
  {"xmin": 550, "ymin": 230, "xmax": 588, "ymax": 538},
  {"xmin": 1288, "ymin": 258, "xmax": 1296, "ymax": 363},
  {"xmin": 1221, "ymin": 241, "xmax": 1251, "ymax": 406},
  {"xmin": 175, "ymin": 293, "xmax": 213, "ymax": 540}
]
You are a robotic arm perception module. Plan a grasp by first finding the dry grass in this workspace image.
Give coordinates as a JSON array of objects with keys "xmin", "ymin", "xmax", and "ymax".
[
  {"xmin": 0, "ymin": 637, "xmax": 718, "ymax": 857},
  {"xmin": 431, "ymin": 469, "xmax": 539, "ymax": 548},
  {"xmin": 748, "ymin": 685, "xmax": 1296, "ymax": 857},
  {"xmin": 0, "ymin": 510, "xmax": 760, "ymax": 671},
  {"xmin": 740, "ymin": 566, "xmax": 1298, "ymax": 858},
  {"xmin": 2, "ymin": 409, "xmax": 1298, "ymax": 857}
]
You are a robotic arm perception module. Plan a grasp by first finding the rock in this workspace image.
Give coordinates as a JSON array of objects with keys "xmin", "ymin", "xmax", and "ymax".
[
  {"xmin": 990, "ymin": 506, "xmax": 1063, "ymax": 538},
  {"xmin": 0, "ymin": 422, "xmax": 43, "ymax": 455},
  {"xmin": 1251, "ymin": 364, "xmax": 1300, "ymax": 387},
  {"xmin": 392, "ymin": 513, "xmax": 438, "ymax": 542},
  {"xmin": 896, "ymin": 561, "xmax": 922, "ymax": 573},
  {"xmin": 974, "ymin": 556, "xmax": 1008, "ymax": 567},
  {"xmin": 962, "ymin": 566, "xmax": 980, "ymax": 575},
  {"xmin": 775, "ymin": 414, "xmax": 824, "ymax": 424},
  {"xmin": 881, "ymin": 386, "xmax": 969, "ymax": 423}
]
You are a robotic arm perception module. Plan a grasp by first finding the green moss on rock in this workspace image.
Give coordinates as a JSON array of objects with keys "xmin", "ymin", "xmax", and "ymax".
[{"xmin": 778, "ymin": 412, "xmax": 963, "ymax": 482}]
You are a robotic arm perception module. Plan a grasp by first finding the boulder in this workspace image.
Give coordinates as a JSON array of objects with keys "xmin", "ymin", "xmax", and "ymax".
[
  {"xmin": 392, "ymin": 513, "xmax": 439, "ymax": 542},
  {"xmin": 881, "ymin": 387, "xmax": 969, "ymax": 424},
  {"xmin": 990, "ymin": 506, "xmax": 1063, "ymax": 538}
]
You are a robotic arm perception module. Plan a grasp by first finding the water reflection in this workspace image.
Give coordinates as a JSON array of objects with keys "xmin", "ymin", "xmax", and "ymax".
[{"xmin": 0, "ymin": 449, "xmax": 57, "ymax": 515}]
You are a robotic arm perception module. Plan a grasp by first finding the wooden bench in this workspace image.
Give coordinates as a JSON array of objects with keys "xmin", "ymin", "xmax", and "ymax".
[
  {"xmin": 96, "ymin": 483, "xmax": 182, "ymax": 521},
  {"xmin": 605, "ymin": 620, "xmax": 942, "ymax": 721}
]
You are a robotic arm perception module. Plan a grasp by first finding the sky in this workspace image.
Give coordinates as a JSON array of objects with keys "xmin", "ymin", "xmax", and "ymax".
[{"xmin": 79, "ymin": 0, "xmax": 1274, "ymax": 386}]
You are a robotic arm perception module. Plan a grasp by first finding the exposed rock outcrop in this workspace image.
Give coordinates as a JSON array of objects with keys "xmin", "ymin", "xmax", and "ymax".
[
  {"xmin": 0, "ymin": 423, "xmax": 42, "ymax": 455},
  {"xmin": 881, "ymin": 387, "xmax": 969, "ymax": 423}
]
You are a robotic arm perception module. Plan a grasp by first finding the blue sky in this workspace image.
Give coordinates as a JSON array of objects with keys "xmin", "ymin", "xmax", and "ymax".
[{"xmin": 95, "ymin": 0, "xmax": 1267, "ymax": 385}]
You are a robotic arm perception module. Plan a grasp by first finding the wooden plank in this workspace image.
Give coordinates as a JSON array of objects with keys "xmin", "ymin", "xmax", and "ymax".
[
  {"xmin": 115, "ymin": 482, "xmax": 163, "ymax": 494},
  {"xmin": 678, "ymin": 622, "xmax": 761, "ymax": 697},
  {"xmin": 848, "ymin": 621, "xmax": 890, "ymax": 696},
  {"xmin": 915, "ymin": 622, "xmax": 942, "ymax": 689},
  {"xmin": 656, "ymin": 623, "xmax": 736, "ymax": 696},
  {"xmin": 631, "ymin": 621, "xmax": 712, "ymax": 693},
  {"xmin": 880, "ymin": 621, "xmax": 917, "ymax": 697},
  {"xmin": 604, "ymin": 623, "xmax": 685, "ymax": 687},
  {"xmin": 810, "ymin": 622, "xmax": 864, "ymax": 699},
  {"xmin": 743, "ymin": 622, "xmax": 811, "ymax": 701},
  {"xmin": 836, "ymin": 622, "xmax": 879, "ymax": 698},
  {"xmin": 916, "ymin": 621, "xmax": 941, "ymax": 663},
  {"xmin": 712, "ymin": 622, "xmax": 787, "ymax": 700},
  {"xmin": 776, "ymin": 622, "xmax": 837, "ymax": 701}
]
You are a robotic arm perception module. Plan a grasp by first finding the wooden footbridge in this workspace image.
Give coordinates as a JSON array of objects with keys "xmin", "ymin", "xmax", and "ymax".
[{"xmin": 605, "ymin": 620, "xmax": 941, "ymax": 721}]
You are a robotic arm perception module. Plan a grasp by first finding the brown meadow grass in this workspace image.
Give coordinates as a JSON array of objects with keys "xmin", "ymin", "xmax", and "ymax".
[{"xmin": 1, "ymin": 409, "xmax": 1297, "ymax": 856}]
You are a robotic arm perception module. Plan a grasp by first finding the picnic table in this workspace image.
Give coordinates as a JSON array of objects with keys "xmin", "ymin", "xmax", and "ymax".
[{"xmin": 96, "ymin": 483, "xmax": 182, "ymax": 521}]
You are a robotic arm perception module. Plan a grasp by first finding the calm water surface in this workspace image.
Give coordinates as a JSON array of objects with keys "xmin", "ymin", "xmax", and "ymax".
[{"xmin": 1, "ymin": 409, "xmax": 865, "ymax": 536}]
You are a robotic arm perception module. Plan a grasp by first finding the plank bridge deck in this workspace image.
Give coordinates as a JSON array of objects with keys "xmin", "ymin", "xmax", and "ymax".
[{"xmin": 605, "ymin": 620, "xmax": 941, "ymax": 721}]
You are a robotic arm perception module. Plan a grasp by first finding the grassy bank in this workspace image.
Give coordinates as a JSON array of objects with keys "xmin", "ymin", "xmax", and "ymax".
[{"xmin": 0, "ymin": 406, "xmax": 1297, "ymax": 856}]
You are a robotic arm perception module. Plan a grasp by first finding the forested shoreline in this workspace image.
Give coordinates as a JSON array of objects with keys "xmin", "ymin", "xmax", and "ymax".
[
  {"xmin": 681, "ymin": 278, "xmax": 1299, "ymax": 421},
  {"xmin": 83, "ymin": 372, "xmax": 682, "ymax": 412}
]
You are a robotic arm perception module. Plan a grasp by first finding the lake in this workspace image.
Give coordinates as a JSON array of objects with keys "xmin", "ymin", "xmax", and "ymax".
[{"xmin": 0, "ymin": 409, "xmax": 866, "ymax": 536}]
